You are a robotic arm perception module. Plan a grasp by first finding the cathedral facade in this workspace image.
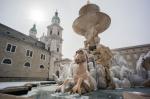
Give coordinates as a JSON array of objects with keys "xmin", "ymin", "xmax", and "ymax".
[{"xmin": 0, "ymin": 11, "xmax": 63, "ymax": 81}]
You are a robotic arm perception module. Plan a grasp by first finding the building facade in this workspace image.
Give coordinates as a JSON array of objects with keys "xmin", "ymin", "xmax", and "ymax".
[
  {"xmin": 112, "ymin": 44, "xmax": 150, "ymax": 71},
  {"xmin": 54, "ymin": 58, "xmax": 72, "ymax": 78},
  {"xmin": 0, "ymin": 11, "xmax": 63, "ymax": 81},
  {"xmin": 40, "ymin": 11, "xmax": 63, "ymax": 77}
]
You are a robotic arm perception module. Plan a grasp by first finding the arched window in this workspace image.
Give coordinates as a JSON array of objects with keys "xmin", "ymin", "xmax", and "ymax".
[
  {"xmin": 24, "ymin": 62, "xmax": 30, "ymax": 67},
  {"xmin": 2, "ymin": 59, "xmax": 12, "ymax": 64},
  {"xmin": 40, "ymin": 65, "xmax": 44, "ymax": 69}
]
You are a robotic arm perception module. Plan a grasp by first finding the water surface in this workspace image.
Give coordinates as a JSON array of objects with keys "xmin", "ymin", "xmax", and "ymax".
[{"xmin": 25, "ymin": 85, "xmax": 150, "ymax": 99}]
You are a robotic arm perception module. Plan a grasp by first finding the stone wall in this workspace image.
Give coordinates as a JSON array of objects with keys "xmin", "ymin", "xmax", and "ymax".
[
  {"xmin": 112, "ymin": 44, "xmax": 150, "ymax": 72},
  {"xmin": 0, "ymin": 24, "xmax": 53, "ymax": 81}
]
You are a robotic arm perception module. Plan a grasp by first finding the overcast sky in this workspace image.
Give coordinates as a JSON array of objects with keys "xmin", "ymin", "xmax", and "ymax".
[{"xmin": 0, "ymin": 0, "xmax": 150, "ymax": 59}]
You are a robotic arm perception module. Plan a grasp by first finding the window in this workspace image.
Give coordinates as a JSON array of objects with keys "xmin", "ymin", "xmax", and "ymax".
[
  {"xmin": 30, "ymin": 51, "xmax": 33, "ymax": 57},
  {"xmin": 50, "ymin": 31, "xmax": 52, "ymax": 35},
  {"xmin": 57, "ymin": 48, "xmax": 59, "ymax": 52},
  {"xmin": 56, "ymin": 71, "xmax": 59, "ymax": 78},
  {"xmin": 43, "ymin": 55, "xmax": 45, "ymax": 60},
  {"xmin": 11, "ymin": 46, "xmax": 16, "ymax": 52},
  {"xmin": 40, "ymin": 65, "xmax": 44, "ymax": 69},
  {"xmin": 41, "ymin": 54, "xmax": 46, "ymax": 60},
  {"xmin": 6, "ymin": 44, "xmax": 16, "ymax": 52},
  {"xmin": 2, "ymin": 59, "xmax": 12, "ymax": 65},
  {"xmin": 6, "ymin": 31, "xmax": 10, "ymax": 34},
  {"xmin": 26, "ymin": 50, "xmax": 33, "ymax": 57},
  {"xmin": 6, "ymin": 44, "xmax": 11, "ymax": 51},
  {"xmin": 41, "ymin": 54, "xmax": 43, "ymax": 59},
  {"xmin": 58, "ymin": 31, "xmax": 59, "ymax": 35},
  {"xmin": 24, "ymin": 62, "xmax": 30, "ymax": 67},
  {"xmin": 48, "ymin": 47, "xmax": 50, "ymax": 51},
  {"xmin": 26, "ymin": 50, "xmax": 30, "ymax": 56}
]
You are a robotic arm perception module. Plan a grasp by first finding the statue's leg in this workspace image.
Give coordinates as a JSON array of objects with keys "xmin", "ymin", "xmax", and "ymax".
[
  {"xmin": 71, "ymin": 78, "xmax": 83, "ymax": 94},
  {"xmin": 55, "ymin": 79, "xmax": 70, "ymax": 92},
  {"xmin": 105, "ymin": 67, "xmax": 115, "ymax": 89},
  {"xmin": 81, "ymin": 80, "xmax": 91, "ymax": 94}
]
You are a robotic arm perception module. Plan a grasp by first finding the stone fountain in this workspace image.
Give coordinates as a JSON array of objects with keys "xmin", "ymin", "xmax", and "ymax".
[
  {"xmin": 73, "ymin": 2, "xmax": 111, "ymax": 49},
  {"xmin": 72, "ymin": 1, "xmax": 115, "ymax": 89}
]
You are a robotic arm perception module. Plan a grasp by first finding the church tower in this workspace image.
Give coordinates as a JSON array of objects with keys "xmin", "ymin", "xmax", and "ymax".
[
  {"xmin": 46, "ymin": 11, "xmax": 63, "ymax": 75},
  {"xmin": 29, "ymin": 24, "xmax": 37, "ymax": 39}
]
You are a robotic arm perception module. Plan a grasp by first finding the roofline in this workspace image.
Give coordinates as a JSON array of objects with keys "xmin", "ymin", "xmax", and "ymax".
[
  {"xmin": 0, "ymin": 23, "xmax": 40, "ymax": 41},
  {"xmin": 0, "ymin": 23, "xmax": 50, "ymax": 52},
  {"xmin": 0, "ymin": 23, "xmax": 28, "ymax": 37},
  {"xmin": 111, "ymin": 44, "xmax": 150, "ymax": 51},
  {"xmin": 47, "ymin": 23, "xmax": 63, "ymax": 30}
]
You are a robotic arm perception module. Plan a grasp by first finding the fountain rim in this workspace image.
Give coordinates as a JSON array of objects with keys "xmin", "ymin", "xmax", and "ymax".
[
  {"xmin": 72, "ymin": 11, "xmax": 111, "ymax": 36},
  {"xmin": 79, "ymin": 3, "xmax": 100, "ymax": 15}
]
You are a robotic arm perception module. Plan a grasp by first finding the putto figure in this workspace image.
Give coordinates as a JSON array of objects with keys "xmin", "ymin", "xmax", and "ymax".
[{"xmin": 55, "ymin": 49, "xmax": 97, "ymax": 94}]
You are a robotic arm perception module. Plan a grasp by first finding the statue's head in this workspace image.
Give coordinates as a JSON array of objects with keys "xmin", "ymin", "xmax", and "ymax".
[{"xmin": 74, "ymin": 49, "xmax": 88, "ymax": 64}]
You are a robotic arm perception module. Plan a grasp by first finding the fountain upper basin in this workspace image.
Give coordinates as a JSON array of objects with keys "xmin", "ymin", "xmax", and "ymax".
[{"xmin": 72, "ymin": 4, "xmax": 111, "ymax": 37}]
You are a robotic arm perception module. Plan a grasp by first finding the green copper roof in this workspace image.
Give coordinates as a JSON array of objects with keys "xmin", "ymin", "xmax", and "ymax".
[
  {"xmin": 51, "ymin": 11, "xmax": 60, "ymax": 24},
  {"xmin": 30, "ymin": 24, "xmax": 37, "ymax": 32}
]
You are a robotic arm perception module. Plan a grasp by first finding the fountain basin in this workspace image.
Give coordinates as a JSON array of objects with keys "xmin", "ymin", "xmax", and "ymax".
[
  {"xmin": 73, "ymin": 3, "xmax": 111, "ymax": 37},
  {"xmin": 23, "ymin": 85, "xmax": 150, "ymax": 99},
  {"xmin": 73, "ymin": 12, "xmax": 111, "ymax": 36},
  {"xmin": 79, "ymin": 4, "xmax": 100, "ymax": 16}
]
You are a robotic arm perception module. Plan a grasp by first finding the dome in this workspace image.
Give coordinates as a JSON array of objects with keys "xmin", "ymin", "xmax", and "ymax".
[
  {"xmin": 51, "ymin": 11, "xmax": 60, "ymax": 24},
  {"xmin": 30, "ymin": 24, "xmax": 37, "ymax": 33}
]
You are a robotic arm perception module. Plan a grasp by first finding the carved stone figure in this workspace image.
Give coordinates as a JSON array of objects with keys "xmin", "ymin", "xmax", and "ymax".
[
  {"xmin": 55, "ymin": 49, "xmax": 97, "ymax": 94},
  {"xmin": 92, "ymin": 44, "xmax": 115, "ymax": 89},
  {"xmin": 111, "ymin": 52, "xmax": 129, "ymax": 69},
  {"xmin": 143, "ymin": 51, "xmax": 150, "ymax": 78},
  {"xmin": 110, "ymin": 51, "xmax": 150, "ymax": 87},
  {"xmin": 135, "ymin": 51, "xmax": 150, "ymax": 81},
  {"xmin": 136, "ymin": 53, "xmax": 147, "ymax": 79}
]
